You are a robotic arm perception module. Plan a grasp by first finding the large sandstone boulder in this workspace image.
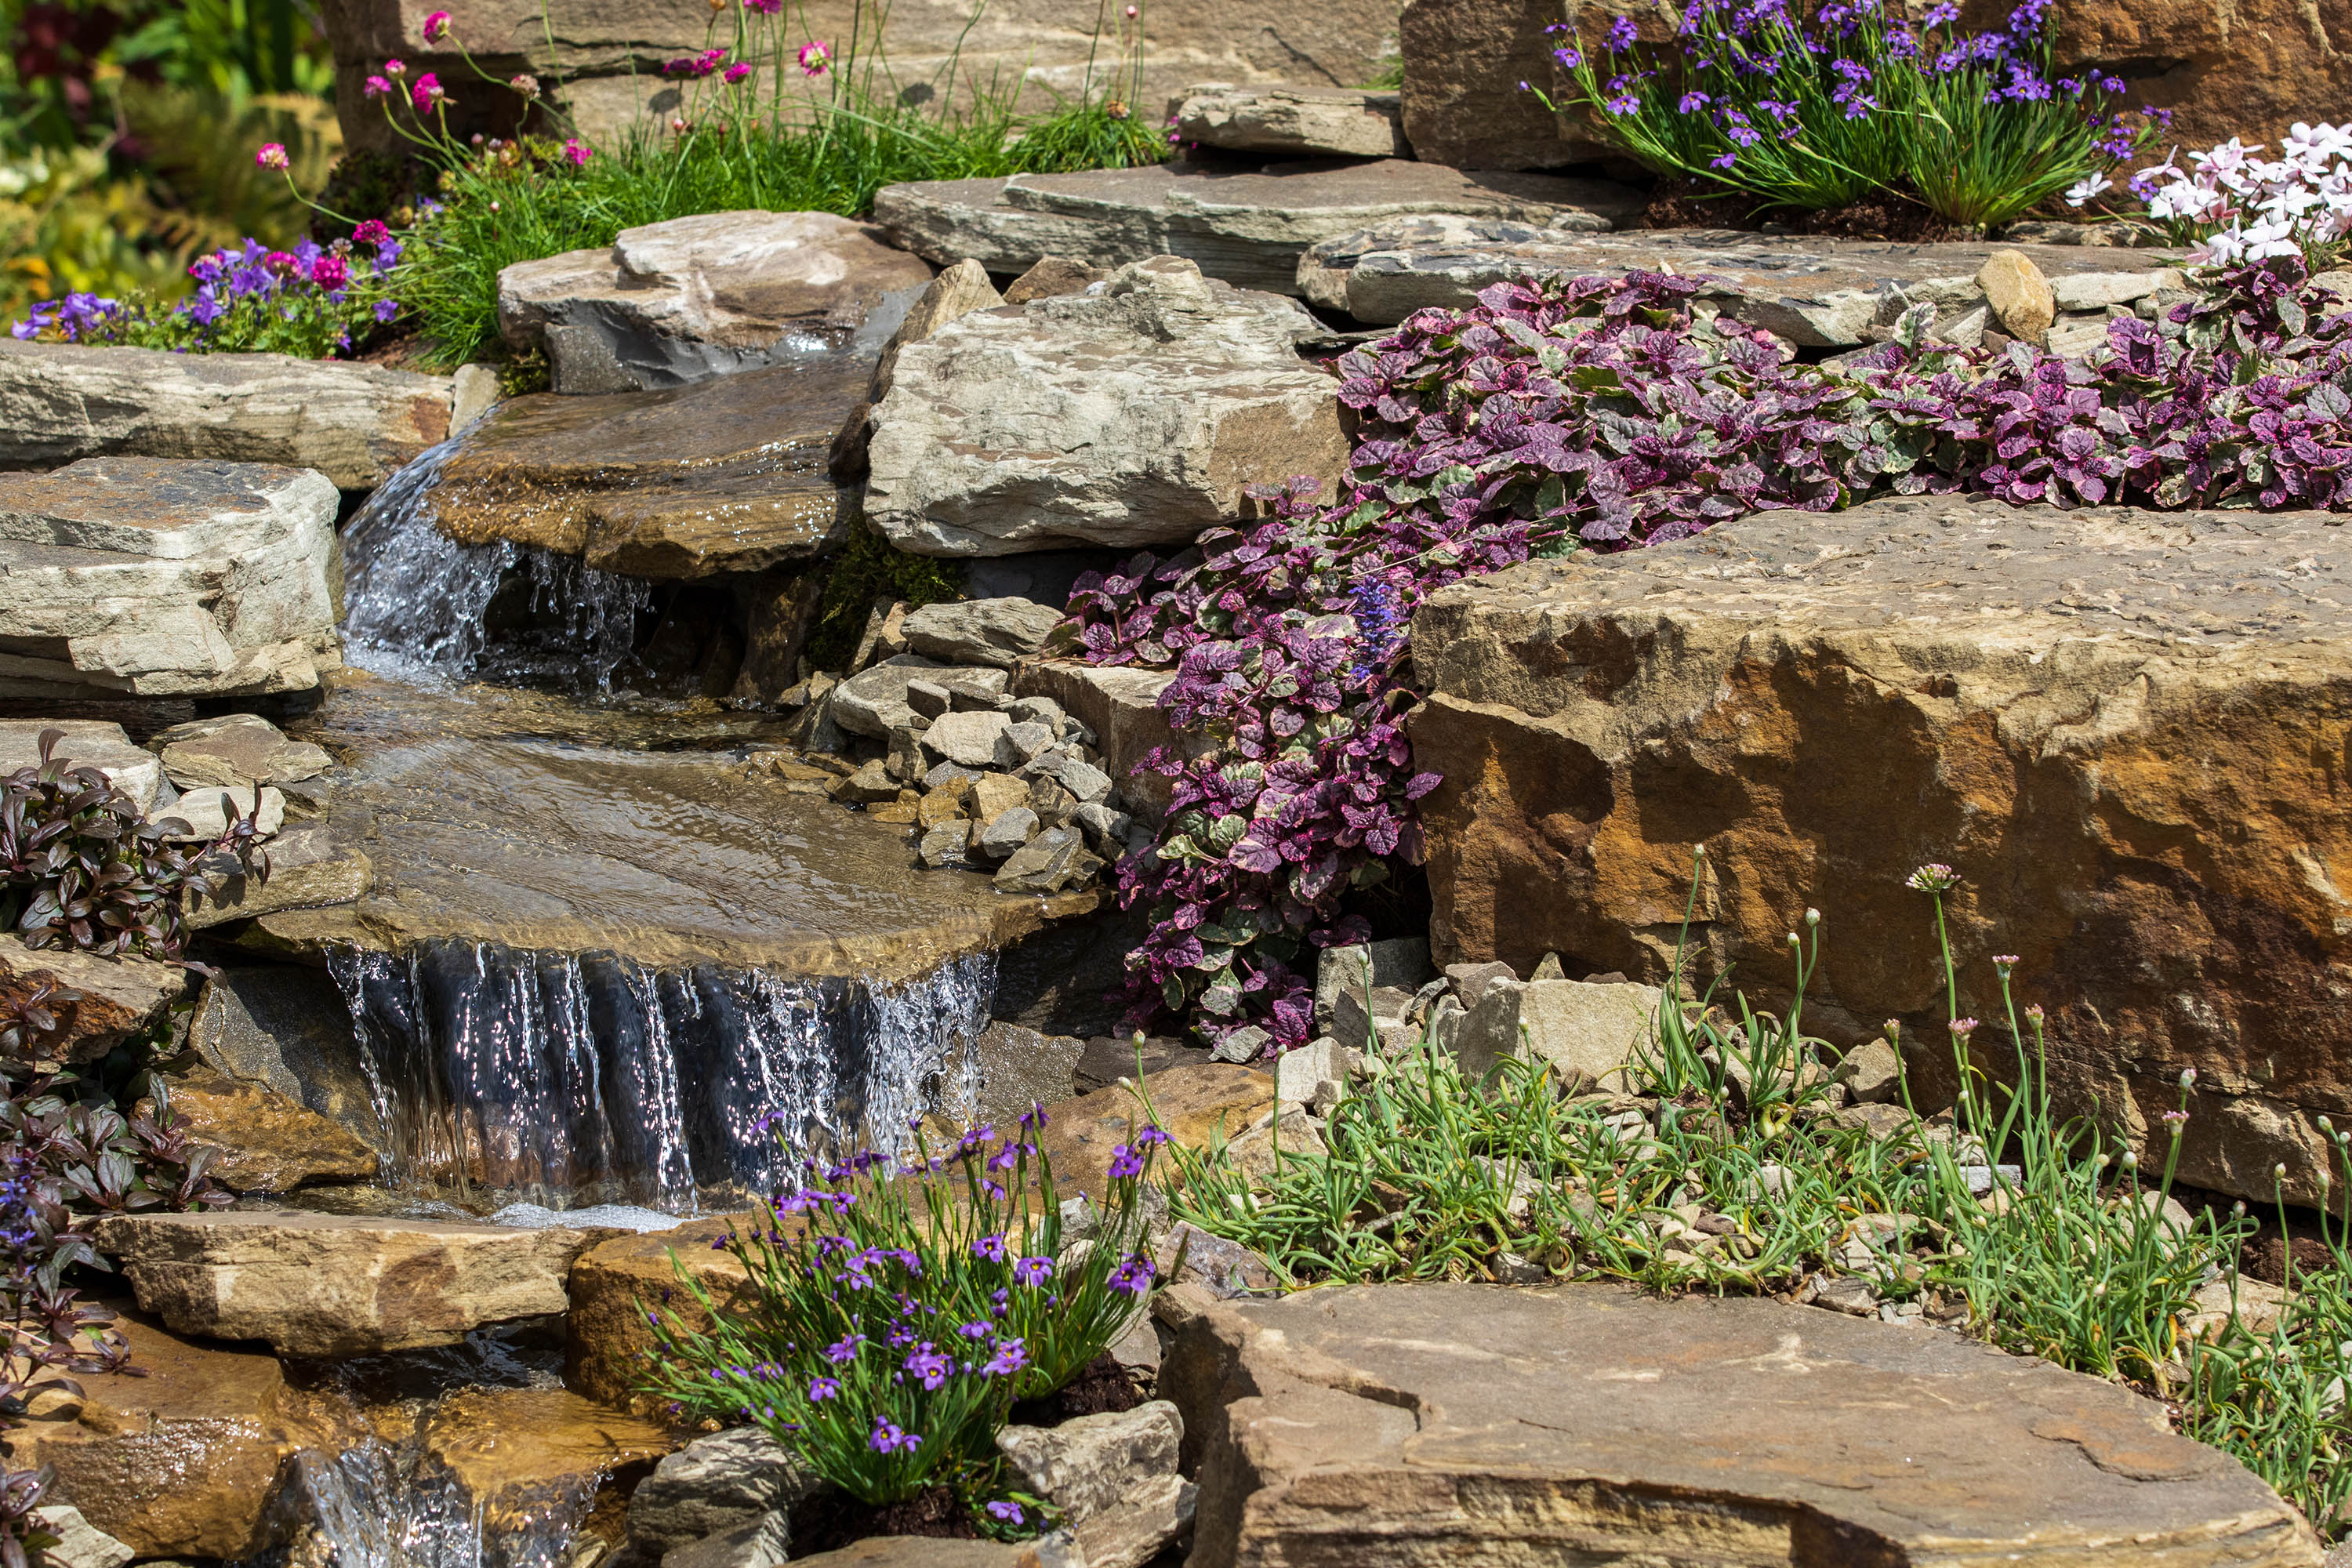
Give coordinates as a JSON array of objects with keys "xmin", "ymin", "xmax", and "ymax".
[
  {"xmin": 96, "ymin": 1210, "xmax": 607, "ymax": 1356},
  {"xmin": 872, "ymin": 161, "xmax": 1642, "ymax": 297},
  {"xmin": 866, "ymin": 256, "xmax": 1348, "ymax": 556},
  {"xmin": 1410, "ymin": 495, "xmax": 2352, "ymax": 1205},
  {"xmin": 498, "ymin": 210, "xmax": 935, "ymax": 394},
  {"xmin": 1170, "ymin": 85, "xmax": 1406, "ymax": 158},
  {"xmin": 321, "ymin": 0, "xmax": 1398, "ymax": 159},
  {"xmin": 566, "ymin": 1216, "xmax": 751, "ymax": 1410},
  {"xmin": 1399, "ymin": 0, "xmax": 1566, "ymax": 170},
  {"xmin": 419, "ymin": 361, "xmax": 859, "ymax": 577},
  {"xmin": 1296, "ymin": 217, "xmax": 2186, "ymax": 340},
  {"xmin": 0, "ymin": 938, "xmax": 191, "ymax": 1063},
  {"xmin": 2, "ymin": 1312, "xmax": 356, "ymax": 1559},
  {"xmin": 0, "ymin": 340, "xmax": 450, "ymax": 488},
  {"xmin": 150, "ymin": 1069, "xmax": 380, "ymax": 1193},
  {"xmin": 0, "ymin": 457, "xmax": 341, "ymax": 702},
  {"xmin": 1163, "ymin": 1282, "xmax": 2321, "ymax": 1565}
]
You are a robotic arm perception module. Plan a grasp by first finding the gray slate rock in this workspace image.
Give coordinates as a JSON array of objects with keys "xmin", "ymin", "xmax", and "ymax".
[
  {"xmin": 661, "ymin": 1512, "xmax": 791, "ymax": 1568},
  {"xmin": 626, "ymin": 1425, "xmax": 819, "ymax": 1563},
  {"xmin": 993, "ymin": 825, "xmax": 1093, "ymax": 892},
  {"xmin": 497, "ymin": 210, "xmax": 935, "ymax": 393},
  {"xmin": 977, "ymin": 806, "xmax": 1040, "ymax": 859},
  {"xmin": 155, "ymin": 713, "xmax": 331, "ymax": 789},
  {"xmin": 866, "ymin": 257, "xmax": 1349, "ymax": 557},
  {"xmin": 873, "ymin": 159, "xmax": 1642, "ymax": 296},
  {"xmin": 923, "ymin": 710, "xmax": 1014, "ymax": 770},
  {"xmin": 1171, "ymin": 84, "xmax": 1406, "ymax": 158},
  {"xmin": 1313, "ymin": 938, "xmax": 1434, "ymax": 1033},
  {"xmin": 829, "ymin": 655, "xmax": 946, "ymax": 739},
  {"xmin": 902, "ymin": 597, "xmax": 1065, "ymax": 669}
]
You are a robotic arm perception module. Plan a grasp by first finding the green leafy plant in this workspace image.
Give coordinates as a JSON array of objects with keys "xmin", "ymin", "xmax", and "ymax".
[
  {"xmin": 642, "ymin": 1110, "xmax": 1167, "ymax": 1526},
  {"xmin": 1542, "ymin": 0, "xmax": 2167, "ymax": 229},
  {"xmin": 0, "ymin": 728, "xmax": 269, "ymax": 964}
]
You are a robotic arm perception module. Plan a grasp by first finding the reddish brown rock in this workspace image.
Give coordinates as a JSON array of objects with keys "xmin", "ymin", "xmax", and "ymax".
[
  {"xmin": 1410, "ymin": 495, "xmax": 2352, "ymax": 1205},
  {"xmin": 147, "ymin": 1071, "xmax": 379, "ymax": 1193},
  {"xmin": 1162, "ymin": 1282, "xmax": 2320, "ymax": 1566},
  {"xmin": 421, "ymin": 1387, "xmax": 677, "ymax": 1550},
  {"xmin": 1399, "ymin": 0, "xmax": 1568, "ymax": 170},
  {"xmin": 3, "ymin": 1312, "xmax": 354, "ymax": 1559},
  {"xmin": 1039, "ymin": 1063, "xmax": 1275, "ymax": 1201},
  {"xmin": 0, "ymin": 938, "xmax": 190, "ymax": 1065}
]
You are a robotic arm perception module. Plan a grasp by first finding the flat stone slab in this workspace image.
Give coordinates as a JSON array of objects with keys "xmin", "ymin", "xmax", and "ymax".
[
  {"xmin": 1164, "ymin": 1282, "xmax": 2321, "ymax": 1565},
  {"xmin": 94, "ymin": 1209, "xmax": 608, "ymax": 1357},
  {"xmin": 1411, "ymin": 496, "xmax": 2352, "ymax": 1207},
  {"xmin": 0, "ymin": 457, "xmax": 341, "ymax": 701},
  {"xmin": 499, "ymin": 209, "xmax": 934, "ymax": 393},
  {"xmin": 872, "ymin": 160, "xmax": 1643, "ymax": 296},
  {"xmin": 0, "ymin": 718, "xmax": 161, "ymax": 809},
  {"xmin": 0, "ymin": 935, "xmax": 191, "ymax": 1063},
  {"xmin": 0, "ymin": 339, "xmax": 451, "ymax": 488},
  {"xmin": 1298, "ymin": 217, "xmax": 2186, "ymax": 341},
  {"xmin": 866, "ymin": 256, "xmax": 1348, "ymax": 555},
  {"xmin": 1170, "ymin": 84, "xmax": 1406, "ymax": 158},
  {"xmin": 423, "ymin": 361, "xmax": 861, "ymax": 577}
]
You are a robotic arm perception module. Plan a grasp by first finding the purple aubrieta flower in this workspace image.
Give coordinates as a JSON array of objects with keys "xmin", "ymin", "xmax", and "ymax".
[{"xmin": 988, "ymin": 1501, "xmax": 1025, "ymax": 1524}]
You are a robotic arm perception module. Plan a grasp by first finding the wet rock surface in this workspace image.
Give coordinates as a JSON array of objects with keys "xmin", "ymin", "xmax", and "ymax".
[
  {"xmin": 3, "ymin": 1310, "xmax": 354, "ymax": 1559},
  {"xmin": 873, "ymin": 160, "xmax": 1641, "ymax": 296},
  {"xmin": 188, "ymin": 963, "xmax": 385, "ymax": 1151},
  {"xmin": 866, "ymin": 257, "xmax": 1347, "ymax": 556},
  {"xmin": 423, "ymin": 361, "xmax": 863, "ymax": 578},
  {"xmin": 1297, "ymin": 217, "xmax": 2186, "ymax": 341},
  {"xmin": 96, "ymin": 1209, "xmax": 606, "ymax": 1356},
  {"xmin": 1164, "ymin": 1282, "xmax": 2321, "ymax": 1566},
  {"xmin": 0, "ymin": 456, "xmax": 341, "ymax": 702},
  {"xmin": 498, "ymin": 209, "xmax": 934, "ymax": 394},
  {"xmin": 1411, "ymin": 495, "xmax": 2352, "ymax": 1205},
  {"xmin": 0, "ymin": 339, "xmax": 451, "ymax": 488},
  {"xmin": 1170, "ymin": 84, "xmax": 1406, "ymax": 158}
]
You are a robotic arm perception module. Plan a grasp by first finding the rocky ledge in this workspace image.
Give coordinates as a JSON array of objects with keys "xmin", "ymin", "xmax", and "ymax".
[
  {"xmin": 0, "ymin": 456, "xmax": 341, "ymax": 702},
  {"xmin": 873, "ymin": 159, "xmax": 1643, "ymax": 296},
  {"xmin": 1162, "ymin": 1282, "xmax": 2321, "ymax": 1565},
  {"xmin": 1410, "ymin": 494, "xmax": 2352, "ymax": 1206},
  {"xmin": 1298, "ymin": 218, "xmax": 2187, "ymax": 350}
]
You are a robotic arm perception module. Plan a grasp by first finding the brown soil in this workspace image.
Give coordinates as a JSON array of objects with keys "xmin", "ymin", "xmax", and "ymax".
[
  {"xmin": 1010, "ymin": 1352, "xmax": 1147, "ymax": 1424},
  {"xmin": 792, "ymin": 1483, "xmax": 983, "ymax": 1554},
  {"xmin": 1635, "ymin": 176, "xmax": 1981, "ymax": 243}
]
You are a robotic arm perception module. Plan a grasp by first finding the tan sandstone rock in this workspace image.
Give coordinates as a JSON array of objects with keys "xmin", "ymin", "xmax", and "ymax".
[
  {"xmin": 95, "ymin": 1210, "xmax": 604, "ymax": 1356},
  {"xmin": 1161, "ymin": 1282, "xmax": 2320, "ymax": 1565},
  {"xmin": 3, "ymin": 1311, "xmax": 355, "ymax": 1559},
  {"xmin": 1399, "ymin": 0, "xmax": 1567, "ymax": 170},
  {"xmin": 1038, "ymin": 1063, "xmax": 1276, "ymax": 1201},
  {"xmin": 1977, "ymin": 248, "xmax": 2058, "ymax": 343},
  {"xmin": 1171, "ymin": 84, "xmax": 1406, "ymax": 158},
  {"xmin": 0, "ymin": 937, "xmax": 190, "ymax": 1064},
  {"xmin": 420, "ymin": 1387, "xmax": 677, "ymax": 1548},
  {"xmin": 0, "ymin": 340, "xmax": 448, "ymax": 488},
  {"xmin": 1410, "ymin": 495, "xmax": 2352, "ymax": 1205},
  {"xmin": 566, "ymin": 1216, "xmax": 751, "ymax": 1412},
  {"xmin": 147, "ymin": 1070, "xmax": 379, "ymax": 1193}
]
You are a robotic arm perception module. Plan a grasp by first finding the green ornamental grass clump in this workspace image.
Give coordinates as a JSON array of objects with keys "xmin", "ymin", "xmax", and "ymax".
[{"xmin": 643, "ymin": 1109, "xmax": 1169, "ymax": 1532}]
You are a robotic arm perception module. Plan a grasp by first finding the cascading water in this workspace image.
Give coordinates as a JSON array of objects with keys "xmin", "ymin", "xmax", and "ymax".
[
  {"xmin": 329, "ymin": 942, "xmax": 993, "ymax": 1211},
  {"xmin": 340, "ymin": 441, "xmax": 649, "ymax": 691}
]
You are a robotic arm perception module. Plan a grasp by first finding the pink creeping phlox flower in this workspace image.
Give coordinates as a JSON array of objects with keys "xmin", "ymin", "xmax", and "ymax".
[
  {"xmin": 422, "ymin": 9, "xmax": 452, "ymax": 41},
  {"xmin": 254, "ymin": 143, "xmax": 290, "ymax": 171},
  {"xmin": 798, "ymin": 39, "xmax": 831, "ymax": 74}
]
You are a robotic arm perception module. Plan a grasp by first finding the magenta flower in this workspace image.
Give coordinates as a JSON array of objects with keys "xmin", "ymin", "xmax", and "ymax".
[
  {"xmin": 723, "ymin": 60, "xmax": 753, "ymax": 83},
  {"xmin": 421, "ymin": 9, "xmax": 452, "ymax": 41},
  {"xmin": 363, "ymin": 74, "xmax": 392, "ymax": 98},
  {"xmin": 798, "ymin": 39, "xmax": 831, "ymax": 74},
  {"xmin": 308, "ymin": 254, "xmax": 349, "ymax": 290},
  {"xmin": 384, "ymin": 56, "xmax": 405, "ymax": 75},
  {"xmin": 410, "ymin": 72, "xmax": 445, "ymax": 111},
  {"xmin": 745, "ymin": 0, "xmax": 781, "ymax": 12},
  {"xmin": 254, "ymin": 143, "xmax": 290, "ymax": 171},
  {"xmin": 561, "ymin": 137, "xmax": 592, "ymax": 165},
  {"xmin": 353, "ymin": 220, "xmax": 391, "ymax": 247}
]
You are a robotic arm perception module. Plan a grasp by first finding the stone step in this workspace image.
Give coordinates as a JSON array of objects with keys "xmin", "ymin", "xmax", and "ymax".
[
  {"xmin": 873, "ymin": 159, "xmax": 1644, "ymax": 297},
  {"xmin": 93, "ymin": 1210, "xmax": 615, "ymax": 1357},
  {"xmin": 1298, "ymin": 216, "xmax": 2186, "ymax": 342},
  {"xmin": 0, "ymin": 339, "xmax": 455, "ymax": 489},
  {"xmin": 1169, "ymin": 84, "xmax": 1407, "ymax": 159},
  {"xmin": 1163, "ymin": 1282, "xmax": 2321, "ymax": 1565}
]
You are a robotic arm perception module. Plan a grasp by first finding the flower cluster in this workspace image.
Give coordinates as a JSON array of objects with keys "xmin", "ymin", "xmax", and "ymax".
[
  {"xmin": 2129, "ymin": 124, "xmax": 2352, "ymax": 266},
  {"xmin": 1066, "ymin": 259, "xmax": 2352, "ymax": 1045},
  {"xmin": 1548, "ymin": 0, "xmax": 2165, "ymax": 227},
  {"xmin": 644, "ymin": 1103, "xmax": 1170, "ymax": 1526},
  {"xmin": 11, "ymin": 230, "xmax": 404, "ymax": 358}
]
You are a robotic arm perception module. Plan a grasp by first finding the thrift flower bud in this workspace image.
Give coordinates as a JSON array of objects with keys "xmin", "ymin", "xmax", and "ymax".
[
  {"xmin": 255, "ymin": 143, "xmax": 290, "ymax": 171},
  {"xmin": 2180, "ymin": 1067, "xmax": 2197, "ymax": 1089},
  {"xmin": 422, "ymin": 9, "xmax": 452, "ymax": 42}
]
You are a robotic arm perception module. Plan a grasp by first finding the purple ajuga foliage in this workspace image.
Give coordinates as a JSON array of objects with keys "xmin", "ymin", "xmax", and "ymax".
[{"xmin": 1064, "ymin": 258, "xmax": 2352, "ymax": 1050}]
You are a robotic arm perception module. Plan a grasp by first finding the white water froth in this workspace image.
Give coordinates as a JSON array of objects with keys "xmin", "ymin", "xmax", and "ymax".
[
  {"xmin": 339, "ymin": 441, "xmax": 648, "ymax": 690},
  {"xmin": 328, "ymin": 943, "xmax": 995, "ymax": 1213}
]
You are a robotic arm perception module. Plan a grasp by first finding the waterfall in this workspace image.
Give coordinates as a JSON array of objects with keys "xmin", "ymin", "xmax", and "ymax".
[
  {"xmin": 340, "ymin": 442, "xmax": 650, "ymax": 692},
  {"xmin": 328, "ymin": 942, "xmax": 996, "ymax": 1212}
]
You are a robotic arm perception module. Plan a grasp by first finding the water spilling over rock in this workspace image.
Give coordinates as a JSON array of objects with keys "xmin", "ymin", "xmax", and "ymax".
[{"xmin": 328, "ymin": 942, "xmax": 992, "ymax": 1210}]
